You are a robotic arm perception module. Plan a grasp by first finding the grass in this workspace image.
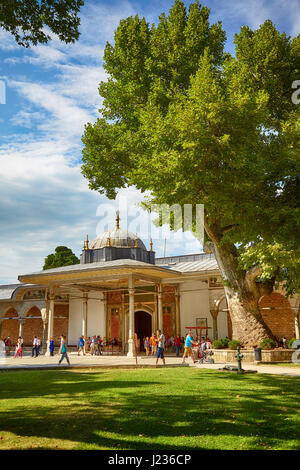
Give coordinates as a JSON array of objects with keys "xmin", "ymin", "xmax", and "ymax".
[{"xmin": 0, "ymin": 367, "xmax": 299, "ymax": 450}]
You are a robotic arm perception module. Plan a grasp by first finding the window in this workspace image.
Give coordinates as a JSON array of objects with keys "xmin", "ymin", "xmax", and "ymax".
[{"xmin": 196, "ymin": 318, "xmax": 207, "ymax": 328}]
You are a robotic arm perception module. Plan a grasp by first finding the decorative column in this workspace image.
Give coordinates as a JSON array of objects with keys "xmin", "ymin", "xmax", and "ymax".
[
  {"xmin": 210, "ymin": 310, "xmax": 219, "ymax": 341},
  {"xmin": 153, "ymin": 288, "xmax": 158, "ymax": 333},
  {"xmin": 121, "ymin": 293, "xmax": 126, "ymax": 353},
  {"xmin": 46, "ymin": 289, "xmax": 55, "ymax": 356},
  {"xmin": 175, "ymin": 288, "xmax": 181, "ymax": 336},
  {"xmin": 82, "ymin": 292, "xmax": 88, "ymax": 351},
  {"xmin": 127, "ymin": 276, "xmax": 135, "ymax": 357},
  {"xmin": 41, "ymin": 306, "xmax": 48, "ymax": 354},
  {"xmin": 103, "ymin": 292, "xmax": 108, "ymax": 342},
  {"xmin": 157, "ymin": 283, "xmax": 163, "ymax": 331},
  {"xmin": 295, "ymin": 307, "xmax": 300, "ymax": 340},
  {"xmin": 18, "ymin": 318, "xmax": 24, "ymax": 338}
]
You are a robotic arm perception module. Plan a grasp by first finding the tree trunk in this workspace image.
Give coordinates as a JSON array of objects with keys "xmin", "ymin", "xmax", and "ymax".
[{"xmin": 205, "ymin": 221, "xmax": 276, "ymax": 347}]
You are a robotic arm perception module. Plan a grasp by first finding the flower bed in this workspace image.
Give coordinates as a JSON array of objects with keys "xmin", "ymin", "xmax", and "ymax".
[{"xmin": 212, "ymin": 348, "xmax": 295, "ymax": 363}]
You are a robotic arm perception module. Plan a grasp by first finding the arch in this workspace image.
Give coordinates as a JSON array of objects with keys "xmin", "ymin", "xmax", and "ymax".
[
  {"xmin": 134, "ymin": 310, "xmax": 152, "ymax": 350},
  {"xmin": 259, "ymin": 292, "xmax": 295, "ymax": 340},
  {"xmin": 215, "ymin": 294, "xmax": 227, "ymax": 312},
  {"xmin": 20, "ymin": 301, "xmax": 46, "ymax": 318},
  {"xmin": 22, "ymin": 306, "xmax": 43, "ymax": 346},
  {"xmin": 0, "ymin": 307, "xmax": 19, "ymax": 344}
]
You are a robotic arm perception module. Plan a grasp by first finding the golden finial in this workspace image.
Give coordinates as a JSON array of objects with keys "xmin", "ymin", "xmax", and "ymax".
[
  {"xmin": 135, "ymin": 233, "xmax": 139, "ymax": 248},
  {"xmin": 83, "ymin": 240, "xmax": 86, "ymax": 250},
  {"xmin": 107, "ymin": 232, "xmax": 111, "ymax": 247},
  {"xmin": 86, "ymin": 235, "xmax": 89, "ymax": 250},
  {"xmin": 150, "ymin": 238, "xmax": 153, "ymax": 251},
  {"xmin": 116, "ymin": 210, "xmax": 120, "ymax": 230}
]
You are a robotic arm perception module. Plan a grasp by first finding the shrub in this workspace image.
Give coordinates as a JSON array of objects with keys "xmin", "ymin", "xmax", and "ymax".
[
  {"xmin": 260, "ymin": 338, "xmax": 276, "ymax": 350},
  {"xmin": 228, "ymin": 340, "xmax": 241, "ymax": 350},
  {"xmin": 212, "ymin": 340, "xmax": 224, "ymax": 349},
  {"xmin": 220, "ymin": 337, "xmax": 230, "ymax": 348},
  {"xmin": 288, "ymin": 338, "xmax": 296, "ymax": 349}
]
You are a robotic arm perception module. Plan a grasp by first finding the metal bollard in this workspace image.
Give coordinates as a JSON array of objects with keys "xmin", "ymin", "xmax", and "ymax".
[{"xmin": 235, "ymin": 347, "xmax": 244, "ymax": 373}]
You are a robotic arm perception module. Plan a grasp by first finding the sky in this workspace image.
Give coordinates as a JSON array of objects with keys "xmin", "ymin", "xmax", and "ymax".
[{"xmin": 0, "ymin": 0, "xmax": 299, "ymax": 284}]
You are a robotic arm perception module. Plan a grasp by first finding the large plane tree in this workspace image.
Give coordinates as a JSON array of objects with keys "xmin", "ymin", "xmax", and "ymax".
[
  {"xmin": 81, "ymin": 1, "xmax": 300, "ymax": 346},
  {"xmin": 0, "ymin": 0, "xmax": 84, "ymax": 47}
]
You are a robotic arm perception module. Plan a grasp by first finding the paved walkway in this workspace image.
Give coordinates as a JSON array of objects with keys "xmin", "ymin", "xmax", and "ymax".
[{"xmin": 1, "ymin": 353, "xmax": 300, "ymax": 376}]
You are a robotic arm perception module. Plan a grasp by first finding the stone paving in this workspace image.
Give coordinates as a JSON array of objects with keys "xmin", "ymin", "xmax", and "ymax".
[{"xmin": 1, "ymin": 352, "xmax": 300, "ymax": 376}]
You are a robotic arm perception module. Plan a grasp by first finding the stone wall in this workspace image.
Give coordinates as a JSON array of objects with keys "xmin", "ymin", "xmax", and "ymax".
[
  {"xmin": 259, "ymin": 292, "xmax": 296, "ymax": 340},
  {"xmin": 53, "ymin": 304, "xmax": 69, "ymax": 345}
]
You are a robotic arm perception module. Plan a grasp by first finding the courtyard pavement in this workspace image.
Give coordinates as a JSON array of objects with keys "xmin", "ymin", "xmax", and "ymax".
[{"xmin": 1, "ymin": 352, "xmax": 300, "ymax": 377}]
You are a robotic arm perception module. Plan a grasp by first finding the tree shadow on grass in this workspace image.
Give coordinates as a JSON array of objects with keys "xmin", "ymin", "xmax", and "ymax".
[{"xmin": 0, "ymin": 369, "xmax": 299, "ymax": 450}]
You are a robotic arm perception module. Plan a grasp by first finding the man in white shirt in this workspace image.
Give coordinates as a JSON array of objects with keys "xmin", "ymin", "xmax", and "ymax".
[
  {"xmin": 155, "ymin": 329, "xmax": 166, "ymax": 365},
  {"xmin": 32, "ymin": 336, "xmax": 38, "ymax": 357}
]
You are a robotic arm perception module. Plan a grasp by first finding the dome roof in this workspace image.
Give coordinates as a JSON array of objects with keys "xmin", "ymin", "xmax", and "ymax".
[{"xmin": 89, "ymin": 228, "xmax": 147, "ymax": 250}]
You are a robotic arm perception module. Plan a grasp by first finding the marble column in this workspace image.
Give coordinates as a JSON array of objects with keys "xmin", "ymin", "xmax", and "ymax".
[
  {"xmin": 40, "ymin": 306, "xmax": 47, "ymax": 354},
  {"xmin": 127, "ymin": 277, "xmax": 135, "ymax": 357},
  {"xmin": 46, "ymin": 290, "xmax": 55, "ymax": 356},
  {"xmin": 157, "ymin": 283, "xmax": 163, "ymax": 331},
  {"xmin": 175, "ymin": 289, "xmax": 181, "ymax": 336},
  {"xmin": 82, "ymin": 292, "xmax": 88, "ymax": 351},
  {"xmin": 18, "ymin": 318, "xmax": 24, "ymax": 338},
  {"xmin": 210, "ymin": 310, "xmax": 219, "ymax": 341},
  {"xmin": 295, "ymin": 308, "xmax": 300, "ymax": 340}
]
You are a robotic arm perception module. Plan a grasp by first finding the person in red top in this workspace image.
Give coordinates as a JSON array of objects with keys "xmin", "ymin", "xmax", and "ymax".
[{"xmin": 174, "ymin": 335, "xmax": 182, "ymax": 357}]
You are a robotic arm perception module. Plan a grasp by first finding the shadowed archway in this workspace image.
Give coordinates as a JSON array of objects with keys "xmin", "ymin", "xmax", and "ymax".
[{"xmin": 135, "ymin": 311, "xmax": 152, "ymax": 350}]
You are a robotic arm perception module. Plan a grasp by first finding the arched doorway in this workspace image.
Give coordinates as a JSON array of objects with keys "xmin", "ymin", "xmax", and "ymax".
[
  {"xmin": 135, "ymin": 310, "xmax": 152, "ymax": 350},
  {"xmin": 23, "ymin": 306, "xmax": 43, "ymax": 346},
  {"xmin": 1, "ymin": 308, "xmax": 19, "ymax": 345}
]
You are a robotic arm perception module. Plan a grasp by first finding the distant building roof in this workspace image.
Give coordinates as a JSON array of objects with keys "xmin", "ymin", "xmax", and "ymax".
[
  {"xmin": 0, "ymin": 284, "xmax": 33, "ymax": 300},
  {"xmin": 156, "ymin": 253, "xmax": 219, "ymax": 273}
]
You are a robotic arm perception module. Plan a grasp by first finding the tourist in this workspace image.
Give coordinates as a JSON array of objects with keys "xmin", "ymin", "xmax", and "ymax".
[
  {"xmin": 174, "ymin": 335, "xmax": 182, "ymax": 357},
  {"xmin": 150, "ymin": 333, "xmax": 157, "ymax": 356},
  {"xmin": 165, "ymin": 335, "xmax": 170, "ymax": 352},
  {"xmin": 282, "ymin": 336, "xmax": 287, "ymax": 349},
  {"xmin": 97, "ymin": 336, "xmax": 102, "ymax": 355},
  {"xmin": 32, "ymin": 336, "xmax": 38, "ymax": 357},
  {"xmin": 170, "ymin": 335, "xmax": 175, "ymax": 353},
  {"xmin": 200, "ymin": 337, "xmax": 207, "ymax": 352},
  {"xmin": 36, "ymin": 337, "xmax": 41, "ymax": 356},
  {"xmin": 144, "ymin": 336, "xmax": 150, "ymax": 356},
  {"xmin": 90, "ymin": 335, "xmax": 97, "ymax": 355},
  {"xmin": 182, "ymin": 331, "xmax": 197, "ymax": 364},
  {"xmin": 58, "ymin": 335, "xmax": 70, "ymax": 366},
  {"xmin": 49, "ymin": 337, "xmax": 55, "ymax": 356},
  {"xmin": 78, "ymin": 336, "xmax": 85, "ymax": 356},
  {"xmin": 14, "ymin": 337, "xmax": 23, "ymax": 358},
  {"xmin": 155, "ymin": 329, "xmax": 166, "ymax": 365},
  {"xmin": 0, "ymin": 338, "xmax": 5, "ymax": 359},
  {"xmin": 5, "ymin": 337, "xmax": 11, "ymax": 356}
]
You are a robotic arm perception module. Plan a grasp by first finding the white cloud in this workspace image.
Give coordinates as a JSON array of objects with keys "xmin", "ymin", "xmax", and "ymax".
[{"xmin": 0, "ymin": 0, "xmax": 207, "ymax": 284}]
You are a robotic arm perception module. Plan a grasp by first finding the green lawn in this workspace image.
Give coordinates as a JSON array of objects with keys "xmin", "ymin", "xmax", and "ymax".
[{"xmin": 0, "ymin": 368, "xmax": 299, "ymax": 450}]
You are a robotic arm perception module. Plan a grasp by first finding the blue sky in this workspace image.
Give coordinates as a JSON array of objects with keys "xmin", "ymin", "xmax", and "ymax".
[{"xmin": 0, "ymin": 0, "xmax": 299, "ymax": 284}]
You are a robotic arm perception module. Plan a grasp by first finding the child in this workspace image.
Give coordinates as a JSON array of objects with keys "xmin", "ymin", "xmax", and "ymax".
[
  {"xmin": 50, "ymin": 338, "xmax": 55, "ymax": 356},
  {"xmin": 144, "ymin": 337, "xmax": 150, "ymax": 356},
  {"xmin": 14, "ymin": 337, "xmax": 22, "ymax": 358}
]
